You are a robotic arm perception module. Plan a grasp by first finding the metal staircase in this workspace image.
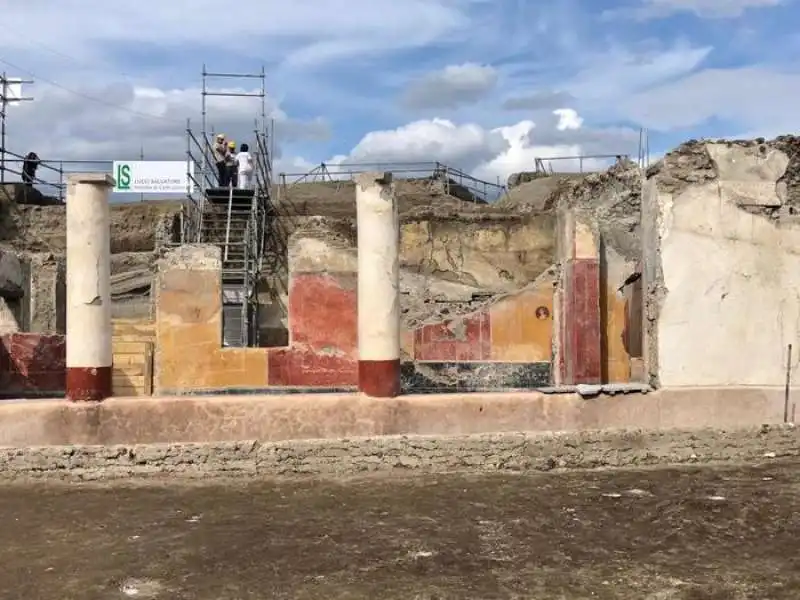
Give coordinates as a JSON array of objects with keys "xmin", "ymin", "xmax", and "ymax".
[
  {"xmin": 200, "ymin": 186, "xmax": 258, "ymax": 346},
  {"xmin": 182, "ymin": 65, "xmax": 275, "ymax": 348}
]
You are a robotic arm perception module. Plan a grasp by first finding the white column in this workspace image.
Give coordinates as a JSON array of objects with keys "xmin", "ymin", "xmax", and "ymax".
[
  {"xmin": 355, "ymin": 171, "xmax": 401, "ymax": 397},
  {"xmin": 65, "ymin": 173, "xmax": 114, "ymax": 401}
]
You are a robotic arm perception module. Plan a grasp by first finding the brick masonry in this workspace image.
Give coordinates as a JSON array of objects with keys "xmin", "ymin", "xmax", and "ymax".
[{"xmin": 0, "ymin": 333, "xmax": 65, "ymax": 398}]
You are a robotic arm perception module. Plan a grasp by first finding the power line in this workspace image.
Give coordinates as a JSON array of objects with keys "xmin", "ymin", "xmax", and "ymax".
[
  {"xmin": 4, "ymin": 34, "xmax": 142, "ymax": 83},
  {"xmin": 1, "ymin": 72, "xmax": 34, "ymax": 184},
  {"xmin": 0, "ymin": 57, "xmax": 177, "ymax": 123}
]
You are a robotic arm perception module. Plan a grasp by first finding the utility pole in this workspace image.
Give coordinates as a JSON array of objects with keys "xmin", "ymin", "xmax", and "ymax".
[{"xmin": 0, "ymin": 72, "xmax": 34, "ymax": 185}]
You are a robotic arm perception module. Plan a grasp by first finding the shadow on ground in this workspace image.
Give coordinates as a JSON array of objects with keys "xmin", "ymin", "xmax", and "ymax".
[{"xmin": 1, "ymin": 461, "xmax": 799, "ymax": 599}]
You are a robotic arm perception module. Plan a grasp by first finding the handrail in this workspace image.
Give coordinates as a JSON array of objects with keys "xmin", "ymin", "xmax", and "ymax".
[
  {"xmin": 224, "ymin": 183, "xmax": 233, "ymax": 261},
  {"xmin": 242, "ymin": 219, "xmax": 251, "ymax": 346},
  {"xmin": 1, "ymin": 150, "xmax": 67, "ymax": 200},
  {"xmin": 2, "ymin": 149, "xmax": 64, "ymax": 175},
  {"xmin": 253, "ymin": 129, "xmax": 274, "ymax": 273}
]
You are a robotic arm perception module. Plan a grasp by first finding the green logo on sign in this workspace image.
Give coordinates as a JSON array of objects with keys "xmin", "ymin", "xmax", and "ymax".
[{"xmin": 116, "ymin": 163, "xmax": 131, "ymax": 189}]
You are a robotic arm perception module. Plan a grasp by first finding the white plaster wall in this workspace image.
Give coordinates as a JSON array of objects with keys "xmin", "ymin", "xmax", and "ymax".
[{"xmin": 656, "ymin": 144, "xmax": 800, "ymax": 387}]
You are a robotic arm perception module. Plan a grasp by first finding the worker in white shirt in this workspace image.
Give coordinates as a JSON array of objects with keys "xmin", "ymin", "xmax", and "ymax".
[{"xmin": 236, "ymin": 143, "xmax": 254, "ymax": 189}]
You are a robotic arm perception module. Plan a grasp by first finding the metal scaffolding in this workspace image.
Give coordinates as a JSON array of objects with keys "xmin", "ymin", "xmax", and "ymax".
[
  {"xmin": 201, "ymin": 64, "xmax": 267, "ymax": 156},
  {"xmin": 185, "ymin": 65, "xmax": 274, "ymax": 348}
]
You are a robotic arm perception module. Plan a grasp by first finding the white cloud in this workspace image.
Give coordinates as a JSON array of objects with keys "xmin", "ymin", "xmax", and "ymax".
[
  {"xmin": 618, "ymin": 67, "xmax": 800, "ymax": 131},
  {"xmin": 604, "ymin": 0, "xmax": 785, "ymax": 20},
  {"xmin": 5, "ymin": 80, "xmax": 633, "ymax": 190},
  {"xmin": 3, "ymin": 0, "xmax": 797, "ymax": 194},
  {"xmin": 471, "ymin": 120, "xmax": 613, "ymax": 183},
  {"xmin": 345, "ymin": 118, "xmax": 508, "ymax": 168},
  {"xmin": 325, "ymin": 111, "xmax": 638, "ymax": 185},
  {"xmin": 554, "ymin": 108, "xmax": 583, "ymax": 130},
  {"xmin": 566, "ymin": 43, "xmax": 713, "ymax": 102},
  {"xmin": 2, "ymin": 0, "xmax": 468, "ymax": 70},
  {"xmin": 401, "ymin": 63, "xmax": 499, "ymax": 109},
  {"xmin": 503, "ymin": 91, "xmax": 575, "ymax": 111},
  {"xmin": 2, "ymin": 81, "xmax": 329, "ymax": 190}
]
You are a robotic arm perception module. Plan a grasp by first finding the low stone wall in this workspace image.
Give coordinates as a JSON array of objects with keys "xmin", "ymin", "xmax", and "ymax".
[{"xmin": 0, "ymin": 425, "xmax": 795, "ymax": 480}]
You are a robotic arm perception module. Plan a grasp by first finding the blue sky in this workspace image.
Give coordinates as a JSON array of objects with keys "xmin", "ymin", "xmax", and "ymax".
[{"xmin": 2, "ymin": 0, "xmax": 799, "ymax": 185}]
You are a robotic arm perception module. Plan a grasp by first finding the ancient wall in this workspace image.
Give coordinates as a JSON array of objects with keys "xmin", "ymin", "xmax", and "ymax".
[
  {"xmin": 400, "ymin": 215, "xmax": 556, "ymax": 293},
  {"xmin": 148, "ymin": 232, "xmax": 564, "ymax": 394},
  {"xmin": 154, "ymin": 245, "xmax": 269, "ymax": 394},
  {"xmin": 267, "ymin": 224, "xmax": 558, "ymax": 390},
  {"xmin": 0, "ymin": 198, "xmax": 183, "ymax": 336},
  {"xmin": 0, "ymin": 333, "xmax": 65, "ymax": 398},
  {"xmin": 267, "ymin": 229, "xmax": 359, "ymax": 387},
  {"xmin": 258, "ymin": 213, "xmax": 557, "ymax": 347},
  {"xmin": 643, "ymin": 139, "xmax": 800, "ymax": 387},
  {"xmin": 547, "ymin": 162, "xmax": 645, "ymax": 385},
  {"xmin": 0, "ymin": 319, "xmax": 160, "ymax": 399},
  {"xmin": 0, "ymin": 250, "xmax": 24, "ymax": 335},
  {"xmin": 403, "ymin": 275, "xmax": 555, "ymax": 391}
]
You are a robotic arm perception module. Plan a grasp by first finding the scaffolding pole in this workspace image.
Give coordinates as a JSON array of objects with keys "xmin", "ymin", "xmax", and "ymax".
[
  {"xmin": 192, "ymin": 65, "xmax": 271, "ymax": 348},
  {"xmin": 201, "ymin": 65, "xmax": 266, "ymax": 146},
  {"xmin": 0, "ymin": 72, "xmax": 34, "ymax": 185}
]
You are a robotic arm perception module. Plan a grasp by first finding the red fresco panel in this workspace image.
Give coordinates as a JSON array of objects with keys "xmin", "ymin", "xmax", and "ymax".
[
  {"xmin": 271, "ymin": 272, "xmax": 358, "ymax": 387},
  {"xmin": 268, "ymin": 346, "xmax": 357, "ymax": 387},
  {"xmin": 563, "ymin": 259, "xmax": 601, "ymax": 384},
  {"xmin": 414, "ymin": 312, "xmax": 491, "ymax": 361},
  {"xmin": 289, "ymin": 274, "xmax": 357, "ymax": 352}
]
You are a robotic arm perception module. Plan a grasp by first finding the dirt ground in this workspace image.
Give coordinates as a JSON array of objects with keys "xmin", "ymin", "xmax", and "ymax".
[{"xmin": 0, "ymin": 460, "xmax": 798, "ymax": 599}]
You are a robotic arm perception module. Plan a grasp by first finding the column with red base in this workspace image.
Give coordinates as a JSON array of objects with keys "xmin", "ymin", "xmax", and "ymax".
[
  {"xmin": 66, "ymin": 173, "xmax": 114, "ymax": 401},
  {"xmin": 355, "ymin": 172, "xmax": 401, "ymax": 397}
]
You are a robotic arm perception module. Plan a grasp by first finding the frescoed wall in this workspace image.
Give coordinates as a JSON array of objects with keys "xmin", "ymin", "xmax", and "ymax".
[
  {"xmin": 0, "ymin": 333, "xmax": 65, "ymax": 398},
  {"xmin": 154, "ymin": 245, "xmax": 269, "ymax": 394}
]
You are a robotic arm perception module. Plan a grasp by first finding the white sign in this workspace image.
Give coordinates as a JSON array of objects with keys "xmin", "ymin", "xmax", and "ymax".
[
  {"xmin": 112, "ymin": 161, "xmax": 194, "ymax": 194},
  {"xmin": 2, "ymin": 79, "xmax": 24, "ymax": 106}
]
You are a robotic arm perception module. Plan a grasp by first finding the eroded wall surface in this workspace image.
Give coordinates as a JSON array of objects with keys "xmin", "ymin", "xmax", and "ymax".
[
  {"xmin": 268, "ymin": 226, "xmax": 558, "ymax": 391},
  {"xmin": 0, "ymin": 333, "xmax": 65, "ymax": 398},
  {"xmin": 400, "ymin": 215, "xmax": 556, "ymax": 293},
  {"xmin": 148, "ymin": 235, "xmax": 561, "ymax": 394},
  {"xmin": 403, "ymin": 277, "xmax": 555, "ymax": 391},
  {"xmin": 257, "ymin": 213, "xmax": 557, "ymax": 345},
  {"xmin": 645, "ymin": 141, "xmax": 800, "ymax": 387}
]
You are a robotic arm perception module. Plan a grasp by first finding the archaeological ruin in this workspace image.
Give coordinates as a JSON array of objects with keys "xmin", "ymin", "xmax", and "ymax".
[
  {"xmin": 0, "ymin": 65, "xmax": 797, "ymax": 446},
  {"xmin": 1, "ymin": 134, "xmax": 799, "ymax": 406}
]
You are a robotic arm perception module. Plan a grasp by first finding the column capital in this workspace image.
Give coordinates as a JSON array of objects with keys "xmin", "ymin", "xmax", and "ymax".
[{"xmin": 67, "ymin": 173, "xmax": 116, "ymax": 187}]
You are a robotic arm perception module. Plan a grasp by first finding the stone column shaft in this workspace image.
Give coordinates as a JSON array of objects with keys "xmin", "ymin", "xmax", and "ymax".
[
  {"xmin": 355, "ymin": 172, "xmax": 401, "ymax": 397},
  {"xmin": 66, "ymin": 173, "xmax": 114, "ymax": 401}
]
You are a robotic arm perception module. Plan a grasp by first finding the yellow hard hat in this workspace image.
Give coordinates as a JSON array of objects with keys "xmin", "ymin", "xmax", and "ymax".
[{"xmin": 228, "ymin": 141, "xmax": 236, "ymax": 148}]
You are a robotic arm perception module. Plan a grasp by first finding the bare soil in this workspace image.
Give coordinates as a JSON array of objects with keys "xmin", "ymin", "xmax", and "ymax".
[{"xmin": 0, "ymin": 460, "xmax": 798, "ymax": 599}]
